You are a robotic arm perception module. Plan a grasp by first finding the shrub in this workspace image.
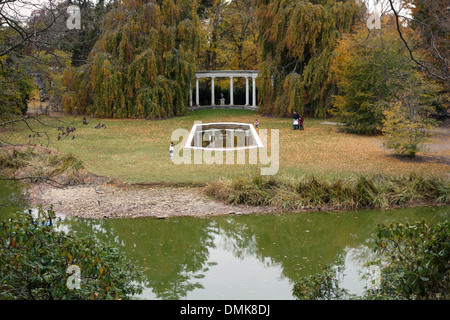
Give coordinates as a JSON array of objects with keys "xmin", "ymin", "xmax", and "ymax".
[
  {"xmin": 372, "ymin": 221, "xmax": 449, "ymax": 299},
  {"xmin": 292, "ymin": 221, "xmax": 449, "ymax": 300},
  {"xmin": 0, "ymin": 207, "xmax": 145, "ymax": 300},
  {"xmin": 0, "ymin": 147, "xmax": 85, "ymax": 185}
]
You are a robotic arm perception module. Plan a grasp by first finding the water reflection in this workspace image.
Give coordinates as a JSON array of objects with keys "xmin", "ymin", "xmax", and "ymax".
[
  {"xmin": 59, "ymin": 206, "xmax": 449, "ymax": 300},
  {"xmin": 0, "ymin": 179, "xmax": 28, "ymax": 217}
]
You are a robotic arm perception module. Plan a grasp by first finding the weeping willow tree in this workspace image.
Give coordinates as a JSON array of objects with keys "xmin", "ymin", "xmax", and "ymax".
[
  {"xmin": 63, "ymin": 0, "xmax": 200, "ymax": 118},
  {"xmin": 255, "ymin": 0, "xmax": 363, "ymax": 117}
]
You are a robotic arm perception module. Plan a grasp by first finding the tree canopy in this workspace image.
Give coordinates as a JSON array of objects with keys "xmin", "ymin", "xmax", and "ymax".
[
  {"xmin": 255, "ymin": 0, "xmax": 363, "ymax": 118},
  {"xmin": 330, "ymin": 15, "xmax": 444, "ymax": 141},
  {"xmin": 2, "ymin": 0, "xmax": 446, "ymax": 123},
  {"xmin": 197, "ymin": 0, "xmax": 259, "ymax": 71},
  {"xmin": 62, "ymin": 0, "xmax": 201, "ymax": 118}
]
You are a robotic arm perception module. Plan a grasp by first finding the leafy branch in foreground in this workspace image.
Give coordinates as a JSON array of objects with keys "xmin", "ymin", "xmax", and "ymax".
[
  {"xmin": 292, "ymin": 259, "xmax": 349, "ymax": 300},
  {"xmin": 292, "ymin": 221, "xmax": 449, "ymax": 300},
  {"xmin": 371, "ymin": 221, "xmax": 449, "ymax": 299},
  {"xmin": 0, "ymin": 207, "xmax": 145, "ymax": 299}
]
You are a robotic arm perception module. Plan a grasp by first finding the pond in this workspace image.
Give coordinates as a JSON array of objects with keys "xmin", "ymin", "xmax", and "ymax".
[{"xmin": 1, "ymin": 180, "xmax": 449, "ymax": 300}]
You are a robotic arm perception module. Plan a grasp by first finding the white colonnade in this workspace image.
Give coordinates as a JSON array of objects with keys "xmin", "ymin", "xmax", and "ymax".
[{"xmin": 190, "ymin": 70, "xmax": 258, "ymax": 109}]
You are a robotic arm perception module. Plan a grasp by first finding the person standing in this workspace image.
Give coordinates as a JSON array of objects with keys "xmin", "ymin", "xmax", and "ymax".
[
  {"xmin": 299, "ymin": 115, "xmax": 304, "ymax": 130},
  {"xmin": 169, "ymin": 142, "xmax": 174, "ymax": 160},
  {"xmin": 293, "ymin": 111, "xmax": 300, "ymax": 130}
]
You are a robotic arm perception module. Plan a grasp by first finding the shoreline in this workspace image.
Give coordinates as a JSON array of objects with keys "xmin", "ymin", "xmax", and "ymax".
[
  {"xmin": 26, "ymin": 177, "xmax": 449, "ymax": 220},
  {"xmin": 27, "ymin": 180, "xmax": 278, "ymax": 220},
  {"xmin": 2, "ymin": 146, "xmax": 448, "ymax": 220}
]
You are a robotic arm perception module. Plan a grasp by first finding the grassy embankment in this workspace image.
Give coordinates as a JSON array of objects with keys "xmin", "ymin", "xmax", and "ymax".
[
  {"xmin": 1, "ymin": 109, "xmax": 449, "ymax": 210},
  {"xmin": 205, "ymin": 174, "xmax": 449, "ymax": 211},
  {"xmin": 0, "ymin": 147, "xmax": 85, "ymax": 186}
]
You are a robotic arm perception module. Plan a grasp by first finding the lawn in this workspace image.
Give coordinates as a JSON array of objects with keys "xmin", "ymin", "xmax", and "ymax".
[{"xmin": 2, "ymin": 109, "xmax": 449, "ymax": 184}]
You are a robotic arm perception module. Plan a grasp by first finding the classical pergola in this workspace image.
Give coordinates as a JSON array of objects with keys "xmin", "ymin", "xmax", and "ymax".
[{"xmin": 189, "ymin": 70, "xmax": 258, "ymax": 109}]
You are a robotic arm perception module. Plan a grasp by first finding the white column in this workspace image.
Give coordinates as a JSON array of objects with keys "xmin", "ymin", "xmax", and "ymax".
[
  {"xmin": 229, "ymin": 76, "xmax": 234, "ymax": 106},
  {"xmin": 189, "ymin": 82, "xmax": 193, "ymax": 107},
  {"xmin": 211, "ymin": 77, "xmax": 215, "ymax": 106},
  {"xmin": 245, "ymin": 77, "xmax": 249, "ymax": 106},
  {"xmin": 252, "ymin": 76, "xmax": 257, "ymax": 107},
  {"xmin": 196, "ymin": 77, "xmax": 200, "ymax": 106}
]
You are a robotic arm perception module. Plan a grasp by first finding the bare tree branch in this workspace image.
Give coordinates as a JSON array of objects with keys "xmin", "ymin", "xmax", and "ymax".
[
  {"xmin": 387, "ymin": 0, "xmax": 448, "ymax": 81},
  {"xmin": 0, "ymin": 0, "xmax": 64, "ymax": 57},
  {"xmin": 0, "ymin": 175, "xmax": 68, "ymax": 188}
]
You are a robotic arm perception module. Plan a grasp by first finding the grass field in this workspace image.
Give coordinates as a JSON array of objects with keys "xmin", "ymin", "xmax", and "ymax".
[{"xmin": 2, "ymin": 109, "xmax": 449, "ymax": 184}]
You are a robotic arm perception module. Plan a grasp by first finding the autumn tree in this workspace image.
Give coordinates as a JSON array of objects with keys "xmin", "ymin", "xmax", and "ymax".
[
  {"xmin": 0, "ymin": 46, "xmax": 34, "ymax": 118},
  {"xmin": 382, "ymin": 101, "xmax": 437, "ymax": 157},
  {"xmin": 196, "ymin": 0, "xmax": 259, "ymax": 71},
  {"xmin": 331, "ymin": 16, "xmax": 444, "ymax": 138},
  {"xmin": 380, "ymin": 66, "xmax": 442, "ymax": 157},
  {"xmin": 219, "ymin": 0, "xmax": 259, "ymax": 70},
  {"xmin": 198, "ymin": 0, "xmax": 225, "ymax": 70},
  {"xmin": 62, "ymin": 0, "xmax": 201, "ymax": 119},
  {"xmin": 255, "ymin": 0, "xmax": 363, "ymax": 118},
  {"xmin": 330, "ymin": 19, "xmax": 406, "ymax": 134},
  {"xmin": 0, "ymin": 0, "xmax": 62, "ymax": 118},
  {"xmin": 34, "ymin": 50, "xmax": 72, "ymax": 110}
]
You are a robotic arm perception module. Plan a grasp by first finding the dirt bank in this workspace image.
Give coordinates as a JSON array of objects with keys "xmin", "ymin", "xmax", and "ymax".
[{"xmin": 27, "ymin": 181, "xmax": 275, "ymax": 219}]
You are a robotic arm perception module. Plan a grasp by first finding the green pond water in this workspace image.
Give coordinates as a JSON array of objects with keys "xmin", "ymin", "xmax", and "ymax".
[{"xmin": 1, "ymin": 180, "xmax": 449, "ymax": 300}]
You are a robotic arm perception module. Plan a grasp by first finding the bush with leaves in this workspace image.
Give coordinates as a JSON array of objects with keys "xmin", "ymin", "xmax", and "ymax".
[
  {"xmin": 292, "ymin": 221, "xmax": 449, "ymax": 300},
  {"xmin": 371, "ymin": 221, "xmax": 449, "ymax": 300},
  {"xmin": 0, "ymin": 207, "xmax": 145, "ymax": 300},
  {"xmin": 0, "ymin": 53, "xmax": 34, "ymax": 119},
  {"xmin": 292, "ymin": 259, "xmax": 349, "ymax": 300}
]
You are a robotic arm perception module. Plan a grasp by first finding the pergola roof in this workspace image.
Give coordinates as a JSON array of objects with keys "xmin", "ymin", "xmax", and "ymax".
[{"xmin": 196, "ymin": 70, "xmax": 258, "ymax": 78}]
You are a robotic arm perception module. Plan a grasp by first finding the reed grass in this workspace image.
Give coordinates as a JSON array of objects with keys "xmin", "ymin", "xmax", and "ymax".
[
  {"xmin": 0, "ymin": 147, "xmax": 85, "ymax": 185},
  {"xmin": 204, "ymin": 173, "xmax": 450, "ymax": 211}
]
